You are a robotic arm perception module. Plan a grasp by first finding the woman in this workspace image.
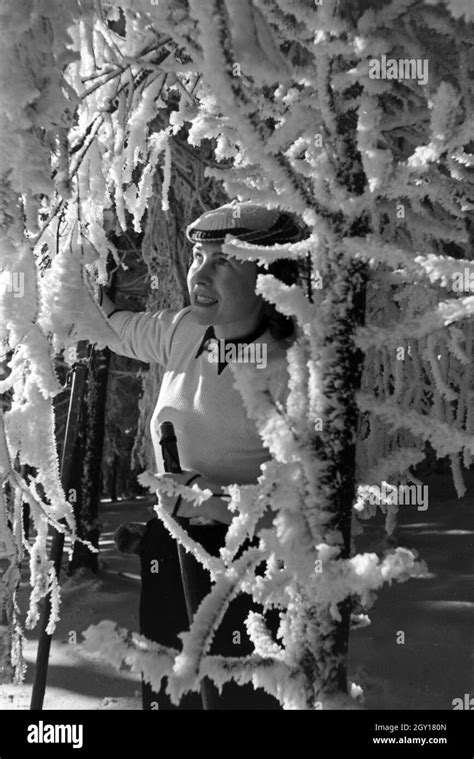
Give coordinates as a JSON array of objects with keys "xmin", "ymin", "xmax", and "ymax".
[{"xmin": 101, "ymin": 201, "xmax": 302, "ymax": 709}]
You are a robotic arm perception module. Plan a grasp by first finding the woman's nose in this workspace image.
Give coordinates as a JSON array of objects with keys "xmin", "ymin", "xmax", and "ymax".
[{"xmin": 194, "ymin": 260, "xmax": 214, "ymax": 282}]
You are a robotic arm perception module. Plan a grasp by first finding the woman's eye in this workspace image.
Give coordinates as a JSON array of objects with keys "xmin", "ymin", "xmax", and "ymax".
[{"xmin": 218, "ymin": 257, "xmax": 229, "ymax": 266}]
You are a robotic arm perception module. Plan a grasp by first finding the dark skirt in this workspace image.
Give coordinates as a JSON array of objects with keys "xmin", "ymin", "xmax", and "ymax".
[{"xmin": 139, "ymin": 516, "xmax": 282, "ymax": 710}]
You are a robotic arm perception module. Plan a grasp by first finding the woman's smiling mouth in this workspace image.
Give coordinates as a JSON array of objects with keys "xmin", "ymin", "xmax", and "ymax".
[{"xmin": 194, "ymin": 293, "xmax": 219, "ymax": 306}]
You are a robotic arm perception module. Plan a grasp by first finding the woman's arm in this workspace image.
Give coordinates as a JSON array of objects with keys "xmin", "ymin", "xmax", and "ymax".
[
  {"xmin": 93, "ymin": 289, "xmax": 186, "ymax": 366},
  {"xmin": 100, "ymin": 288, "xmax": 118, "ymax": 317}
]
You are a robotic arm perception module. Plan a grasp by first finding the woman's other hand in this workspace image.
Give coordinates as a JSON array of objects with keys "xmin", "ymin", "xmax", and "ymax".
[
  {"xmin": 156, "ymin": 471, "xmax": 233, "ymax": 525},
  {"xmin": 156, "ymin": 470, "xmax": 201, "ymax": 515}
]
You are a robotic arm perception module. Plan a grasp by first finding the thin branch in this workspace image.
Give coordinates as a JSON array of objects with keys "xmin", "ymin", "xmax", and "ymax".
[{"xmin": 81, "ymin": 65, "xmax": 129, "ymax": 99}]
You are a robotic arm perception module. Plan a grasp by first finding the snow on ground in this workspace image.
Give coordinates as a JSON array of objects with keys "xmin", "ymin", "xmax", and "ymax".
[
  {"xmin": 0, "ymin": 496, "xmax": 156, "ymax": 711},
  {"xmin": 350, "ymin": 471, "xmax": 474, "ymax": 710},
  {"xmin": 0, "ymin": 473, "xmax": 472, "ymax": 710}
]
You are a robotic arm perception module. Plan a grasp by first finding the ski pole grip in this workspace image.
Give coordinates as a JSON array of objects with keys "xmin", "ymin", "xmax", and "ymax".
[{"xmin": 159, "ymin": 421, "xmax": 182, "ymax": 475}]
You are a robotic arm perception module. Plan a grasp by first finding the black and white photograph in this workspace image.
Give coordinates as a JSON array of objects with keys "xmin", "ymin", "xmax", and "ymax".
[{"xmin": 0, "ymin": 0, "xmax": 472, "ymax": 752}]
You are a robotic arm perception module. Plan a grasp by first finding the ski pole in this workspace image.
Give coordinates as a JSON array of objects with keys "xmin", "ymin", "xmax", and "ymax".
[{"xmin": 159, "ymin": 421, "xmax": 217, "ymax": 710}]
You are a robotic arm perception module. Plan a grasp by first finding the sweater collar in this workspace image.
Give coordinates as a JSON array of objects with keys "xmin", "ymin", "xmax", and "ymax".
[{"xmin": 194, "ymin": 315, "xmax": 269, "ymax": 374}]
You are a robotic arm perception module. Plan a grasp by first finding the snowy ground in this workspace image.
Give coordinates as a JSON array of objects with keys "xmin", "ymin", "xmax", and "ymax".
[
  {"xmin": 351, "ymin": 470, "xmax": 474, "ymax": 710},
  {"xmin": 1, "ymin": 472, "xmax": 472, "ymax": 710},
  {"xmin": 0, "ymin": 496, "xmax": 156, "ymax": 711}
]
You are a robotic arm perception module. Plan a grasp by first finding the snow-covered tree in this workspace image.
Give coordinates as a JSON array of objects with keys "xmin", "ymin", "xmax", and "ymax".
[{"xmin": 0, "ymin": 0, "xmax": 472, "ymax": 706}]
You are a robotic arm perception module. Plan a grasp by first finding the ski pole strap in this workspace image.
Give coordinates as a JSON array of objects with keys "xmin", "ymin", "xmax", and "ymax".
[{"xmin": 172, "ymin": 473, "xmax": 202, "ymax": 517}]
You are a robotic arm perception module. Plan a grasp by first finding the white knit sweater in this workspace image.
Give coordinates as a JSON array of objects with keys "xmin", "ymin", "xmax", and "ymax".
[{"xmin": 107, "ymin": 307, "xmax": 289, "ymax": 486}]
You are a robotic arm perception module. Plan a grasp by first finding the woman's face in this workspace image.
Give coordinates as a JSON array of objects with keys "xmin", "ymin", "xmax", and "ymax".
[{"xmin": 187, "ymin": 241, "xmax": 262, "ymax": 335}]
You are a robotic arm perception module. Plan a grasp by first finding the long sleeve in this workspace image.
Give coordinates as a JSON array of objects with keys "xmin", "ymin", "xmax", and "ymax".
[{"xmin": 106, "ymin": 308, "xmax": 186, "ymax": 366}]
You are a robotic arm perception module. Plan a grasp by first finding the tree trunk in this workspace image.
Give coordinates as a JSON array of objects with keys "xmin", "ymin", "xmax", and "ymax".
[
  {"xmin": 304, "ymin": 254, "xmax": 367, "ymax": 706},
  {"xmin": 300, "ymin": 89, "xmax": 369, "ymax": 704},
  {"xmin": 68, "ymin": 347, "xmax": 110, "ymax": 575},
  {"xmin": 110, "ymin": 454, "xmax": 119, "ymax": 502},
  {"xmin": 0, "ymin": 478, "xmax": 19, "ymax": 683}
]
